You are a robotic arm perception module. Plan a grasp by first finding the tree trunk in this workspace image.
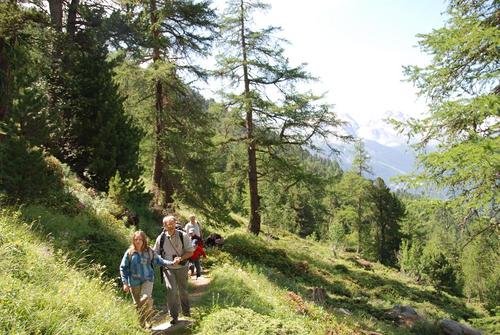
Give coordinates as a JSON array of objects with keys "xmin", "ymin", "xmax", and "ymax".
[
  {"xmin": 48, "ymin": 0, "xmax": 63, "ymax": 31},
  {"xmin": 357, "ymin": 198, "xmax": 362, "ymax": 253},
  {"xmin": 67, "ymin": 0, "xmax": 80, "ymax": 37},
  {"xmin": 379, "ymin": 223, "xmax": 386, "ymax": 262},
  {"xmin": 0, "ymin": 37, "xmax": 10, "ymax": 121},
  {"xmin": 240, "ymin": 0, "xmax": 261, "ymax": 235},
  {"xmin": 150, "ymin": 0, "xmax": 174, "ymax": 205}
]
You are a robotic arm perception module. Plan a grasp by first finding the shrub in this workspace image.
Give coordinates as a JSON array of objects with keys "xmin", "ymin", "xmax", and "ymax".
[
  {"xmin": 0, "ymin": 136, "xmax": 64, "ymax": 202},
  {"xmin": 420, "ymin": 251, "xmax": 458, "ymax": 293}
]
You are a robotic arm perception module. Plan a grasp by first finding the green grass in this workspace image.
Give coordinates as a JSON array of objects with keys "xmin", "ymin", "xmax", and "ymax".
[
  {"xmin": 0, "ymin": 164, "xmax": 493, "ymax": 335},
  {"xmin": 0, "ymin": 210, "xmax": 147, "ymax": 335},
  {"xmin": 190, "ymin": 225, "xmax": 490, "ymax": 335}
]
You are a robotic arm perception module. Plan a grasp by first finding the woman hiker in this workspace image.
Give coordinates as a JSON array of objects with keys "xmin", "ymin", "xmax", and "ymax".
[
  {"xmin": 120, "ymin": 230, "xmax": 174, "ymax": 328},
  {"xmin": 188, "ymin": 227, "xmax": 207, "ymax": 279}
]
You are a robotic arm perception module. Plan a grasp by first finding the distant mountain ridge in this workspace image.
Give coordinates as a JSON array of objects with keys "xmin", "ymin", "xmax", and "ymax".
[
  {"xmin": 337, "ymin": 140, "xmax": 416, "ymax": 188},
  {"xmin": 328, "ymin": 111, "xmax": 417, "ymax": 188}
]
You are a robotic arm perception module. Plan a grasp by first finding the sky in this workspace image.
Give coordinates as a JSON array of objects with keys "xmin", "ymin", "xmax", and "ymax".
[{"xmin": 207, "ymin": 0, "xmax": 450, "ymax": 146}]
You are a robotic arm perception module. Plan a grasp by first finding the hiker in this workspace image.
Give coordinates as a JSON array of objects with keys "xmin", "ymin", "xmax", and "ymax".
[
  {"xmin": 154, "ymin": 215, "xmax": 194, "ymax": 325},
  {"xmin": 184, "ymin": 214, "xmax": 202, "ymax": 238},
  {"xmin": 205, "ymin": 232, "xmax": 224, "ymax": 248},
  {"xmin": 119, "ymin": 230, "xmax": 173, "ymax": 328},
  {"xmin": 188, "ymin": 228, "xmax": 207, "ymax": 279}
]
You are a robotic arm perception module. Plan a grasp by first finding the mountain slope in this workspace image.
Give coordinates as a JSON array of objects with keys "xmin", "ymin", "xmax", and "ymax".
[
  {"xmin": 338, "ymin": 139, "xmax": 416, "ymax": 186},
  {"xmin": 190, "ymin": 221, "xmax": 490, "ymax": 335}
]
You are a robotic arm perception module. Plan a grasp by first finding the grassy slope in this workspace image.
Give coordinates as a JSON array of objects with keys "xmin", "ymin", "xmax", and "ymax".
[
  {"xmin": 0, "ymin": 173, "xmax": 494, "ymax": 335},
  {"xmin": 0, "ymin": 210, "xmax": 147, "ymax": 335},
  {"xmin": 193, "ymin": 219, "xmax": 492, "ymax": 335}
]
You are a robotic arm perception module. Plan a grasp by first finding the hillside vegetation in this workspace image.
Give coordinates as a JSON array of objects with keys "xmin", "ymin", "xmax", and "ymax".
[
  {"xmin": 0, "ymin": 210, "xmax": 146, "ymax": 335},
  {"xmin": 1, "ymin": 0, "xmax": 498, "ymax": 334},
  {"xmin": 0, "ymin": 174, "xmax": 495, "ymax": 334}
]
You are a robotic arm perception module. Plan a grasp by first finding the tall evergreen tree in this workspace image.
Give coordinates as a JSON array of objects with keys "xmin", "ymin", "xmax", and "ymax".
[
  {"xmin": 215, "ymin": 0, "xmax": 348, "ymax": 235},
  {"xmin": 0, "ymin": 2, "xmax": 46, "ymax": 125},
  {"xmin": 395, "ymin": 0, "xmax": 499, "ymax": 238},
  {"xmin": 349, "ymin": 139, "xmax": 373, "ymax": 252},
  {"xmin": 115, "ymin": 61, "xmax": 228, "ymax": 219},
  {"xmin": 117, "ymin": 0, "xmax": 217, "ymax": 205},
  {"xmin": 372, "ymin": 177, "xmax": 405, "ymax": 266},
  {"xmin": 334, "ymin": 172, "xmax": 374, "ymax": 253},
  {"xmin": 44, "ymin": 4, "xmax": 143, "ymax": 191},
  {"xmin": 351, "ymin": 139, "xmax": 372, "ymax": 177}
]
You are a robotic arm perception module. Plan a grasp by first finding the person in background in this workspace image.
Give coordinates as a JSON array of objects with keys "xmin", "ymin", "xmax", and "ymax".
[
  {"xmin": 119, "ymin": 230, "xmax": 173, "ymax": 328},
  {"xmin": 154, "ymin": 215, "xmax": 194, "ymax": 325},
  {"xmin": 188, "ymin": 227, "xmax": 207, "ymax": 279},
  {"xmin": 184, "ymin": 214, "xmax": 202, "ymax": 238}
]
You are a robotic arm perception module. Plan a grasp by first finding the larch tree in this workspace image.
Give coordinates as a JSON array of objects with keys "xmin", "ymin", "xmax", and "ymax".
[
  {"xmin": 350, "ymin": 139, "xmax": 373, "ymax": 252},
  {"xmin": 394, "ymin": 0, "xmax": 499, "ymax": 307},
  {"xmin": 117, "ymin": 0, "xmax": 217, "ymax": 205},
  {"xmin": 351, "ymin": 139, "xmax": 372, "ymax": 178},
  {"xmin": 215, "ymin": 0, "xmax": 348, "ymax": 235},
  {"xmin": 396, "ymin": 0, "xmax": 499, "ymax": 236}
]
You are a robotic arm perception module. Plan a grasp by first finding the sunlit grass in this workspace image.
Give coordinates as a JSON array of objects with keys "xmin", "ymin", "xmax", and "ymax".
[
  {"xmin": 0, "ymin": 210, "xmax": 146, "ymax": 335},
  {"xmin": 193, "ymin": 223, "xmax": 488, "ymax": 335}
]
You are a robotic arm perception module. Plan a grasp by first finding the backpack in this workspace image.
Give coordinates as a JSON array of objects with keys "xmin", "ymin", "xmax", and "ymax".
[
  {"xmin": 158, "ymin": 229, "xmax": 187, "ymax": 283},
  {"xmin": 159, "ymin": 229, "xmax": 185, "ymax": 258}
]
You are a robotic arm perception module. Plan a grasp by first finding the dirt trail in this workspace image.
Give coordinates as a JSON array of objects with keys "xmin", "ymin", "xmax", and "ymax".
[
  {"xmin": 189, "ymin": 274, "xmax": 211, "ymax": 304},
  {"xmin": 151, "ymin": 271, "xmax": 212, "ymax": 334}
]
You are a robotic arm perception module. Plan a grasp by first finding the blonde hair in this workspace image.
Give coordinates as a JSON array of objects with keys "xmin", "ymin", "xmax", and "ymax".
[{"xmin": 127, "ymin": 230, "xmax": 149, "ymax": 255}]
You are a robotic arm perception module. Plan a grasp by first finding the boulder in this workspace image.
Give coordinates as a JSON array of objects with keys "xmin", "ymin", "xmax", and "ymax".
[
  {"xmin": 360, "ymin": 330, "xmax": 383, "ymax": 335},
  {"xmin": 334, "ymin": 307, "xmax": 352, "ymax": 316},
  {"xmin": 438, "ymin": 319, "xmax": 482, "ymax": 335},
  {"xmin": 385, "ymin": 305, "xmax": 423, "ymax": 327}
]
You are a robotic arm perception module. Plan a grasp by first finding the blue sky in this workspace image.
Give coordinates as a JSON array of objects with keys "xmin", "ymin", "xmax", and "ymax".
[{"xmin": 209, "ymin": 0, "xmax": 449, "ymax": 145}]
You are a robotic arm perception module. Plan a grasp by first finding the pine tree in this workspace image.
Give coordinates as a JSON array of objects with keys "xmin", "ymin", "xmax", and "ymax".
[
  {"xmin": 351, "ymin": 139, "xmax": 372, "ymax": 177},
  {"xmin": 348, "ymin": 139, "xmax": 373, "ymax": 252},
  {"xmin": 332, "ymin": 172, "xmax": 374, "ymax": 253},
  {"xmin": 116, "ymin": 0, "xmax": 217, "ymax": 205},
  {"xmin": 372, "ymin": 177, "xmax": 405, "ymax": 266},
  {"xmin": 216, "ymin": 0, "xmax": 348, "ymax": 235},
  {"xmin": 396, "ymin": 0, "xmax": 499, "ymax": 237},
  {"xmin": 41, "ymin": 3, "xmax": 143, "ymax": 191}
]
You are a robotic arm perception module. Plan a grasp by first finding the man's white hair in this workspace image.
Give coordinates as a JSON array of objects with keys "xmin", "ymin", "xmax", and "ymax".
[{"xmin": 163, "ymin": 215, "xmax": 176, "ymax": 224}]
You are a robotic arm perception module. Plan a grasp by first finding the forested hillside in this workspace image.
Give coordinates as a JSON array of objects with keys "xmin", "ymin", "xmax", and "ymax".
[{"xmin": 0, "ymin": 0, "xmax": 498, "ymax": 334}]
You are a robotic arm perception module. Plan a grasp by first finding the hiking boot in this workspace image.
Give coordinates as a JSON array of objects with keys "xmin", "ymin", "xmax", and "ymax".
[{"xmin": 170, "ymin": 318, "xmax": 178, "ymax": 325}]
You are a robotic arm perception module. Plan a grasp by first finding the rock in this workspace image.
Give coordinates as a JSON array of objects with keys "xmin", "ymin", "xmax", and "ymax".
[
  {"xmin": 354, "ymin": 256, "xmax": 373, "ymax": 271},
  {"xmin": 385, "ymin": 305, "xmax": 423, "ymax": 327},
  {"xmin": 438, "ymin": 319, "xmax": 482, "ymax": 335},
  {"xmin": 334, "ymin": 307, "xmax": 352, "ymax": 316}
]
